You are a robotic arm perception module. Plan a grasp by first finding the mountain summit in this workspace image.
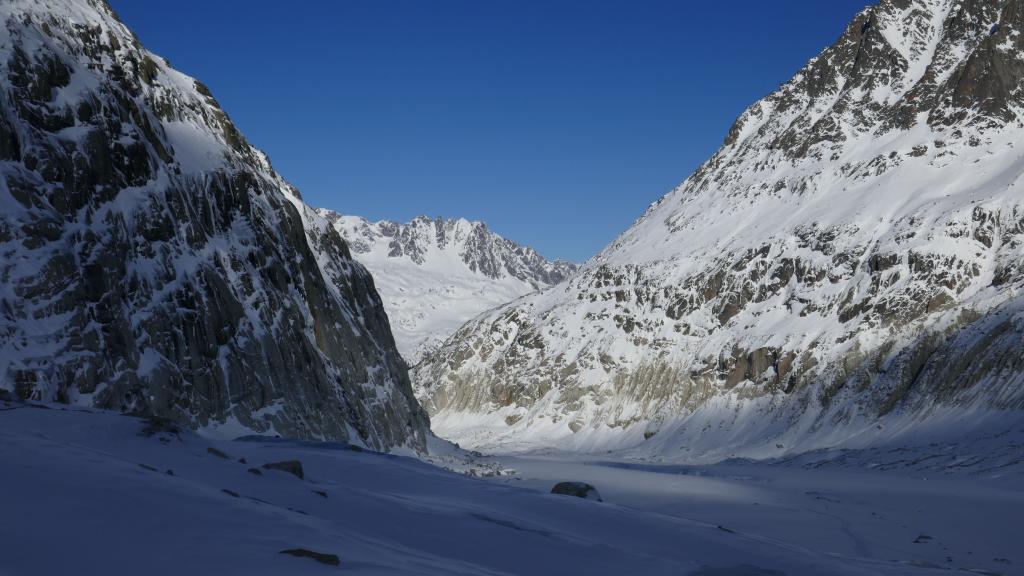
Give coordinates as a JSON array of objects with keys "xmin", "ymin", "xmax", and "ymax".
[
  {"xmin": 319, "ymin": 211, "xmax": 577, "ymax": 364},
  {"xmin": 0, "ymin": 0, "xmax": 428, "ymax": 450},
  {"xmin": 415, "ymin": 0, "xmax": 1024, "ymax": 456}
]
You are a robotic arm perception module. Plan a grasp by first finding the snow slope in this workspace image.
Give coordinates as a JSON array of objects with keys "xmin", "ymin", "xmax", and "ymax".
[
  {"xmin": 0, "ymin": 400, "xmax": 982, "ymax": 576},
  {"xmin": 416, "ymin": 0, "xmax": 1024, "ymax": 456},
  {"xmin": 320, "ymin": 212, "xmax": 576, "ymax": 364},
  {"xmin": 0, "ymin": 0, "xmax": 427, "ymax": 449},
  {"xmin": 498, "ymin": 443, "xmax": 1024, "ymax": 576}
]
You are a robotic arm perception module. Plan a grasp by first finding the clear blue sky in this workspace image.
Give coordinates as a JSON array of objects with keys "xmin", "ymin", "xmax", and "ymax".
[{"xmin": 109, "ymin": 0, "xmax": 868, "ymax": 262}]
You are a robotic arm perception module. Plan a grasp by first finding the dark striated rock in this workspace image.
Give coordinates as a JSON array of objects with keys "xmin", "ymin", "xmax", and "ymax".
[{"xmin": 0, "ymin": 0, "xmax": 428, "ymax": 452}]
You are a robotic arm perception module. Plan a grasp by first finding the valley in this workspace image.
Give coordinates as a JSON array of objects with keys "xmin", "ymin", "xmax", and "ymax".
[
  {"xmin": 1, "ymin": 0, "xmax": 1022, "ymax": 574},
  {"xmin": 4, "ymin": 402, "xmax": 1020, "ymax": 576}
]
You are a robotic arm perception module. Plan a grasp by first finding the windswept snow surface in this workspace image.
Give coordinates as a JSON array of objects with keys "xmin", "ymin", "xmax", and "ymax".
[{"xmin": 0, "ymin": 403, "xmax": 997, "ymax": 576}]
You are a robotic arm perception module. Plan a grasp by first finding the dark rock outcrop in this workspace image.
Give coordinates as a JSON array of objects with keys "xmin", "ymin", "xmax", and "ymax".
[
  {"xmin": 0, "ymin": 0, "xmax": 428, "ymax": 451},
  {"xmin": 262, "ymin": 460, "xmax": 304, "ymax": 480},
  {"xmin": 416, "ymin": 0, "xmax": 1024, "ymax": 456},
  {"xmin": 550, "ymin": 482, "xmax": 602, "ymax": 501},
  {"xmin": 279, "ymin": 548, "xmax": 341, "ymax": 566}
]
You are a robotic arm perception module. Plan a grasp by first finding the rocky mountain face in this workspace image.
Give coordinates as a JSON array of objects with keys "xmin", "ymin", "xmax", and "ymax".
[
  {"xmin": 0, "ymin": 0, "xmax": 428, "ymax": 450},
  {"xmin": 415, "ymin": 0, "xmax": 1024, "ymax": 458},
  {"xmin": 319, "ymin": 212, "xmax": 577, "ymax": 364}
]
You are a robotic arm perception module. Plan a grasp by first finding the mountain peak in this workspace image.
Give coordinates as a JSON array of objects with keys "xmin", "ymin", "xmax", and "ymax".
[
  {"xmin": 319, "ymin": 209, "xmax": 578, "ymax": 363},
  {"xmin": 415, "ymin": 0, "xmax": 1024, "ymax": 457},
  {"xmin": 321, "ymin": 210, "xmax": 576, "ymax": 284}
]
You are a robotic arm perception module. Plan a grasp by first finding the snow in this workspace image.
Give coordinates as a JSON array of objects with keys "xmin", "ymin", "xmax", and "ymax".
[
  {"xmin": 322, "ymin": 213, "xmax": 575, "ymax": 364},
  {"xmin": 3, "ymin": 402, "xmax": 1011, "ymax": 575},
  {"xmin": 161, "ymin": 120, "xmax": 226, "ymax": 172},
  {"xmin": 494, "ymin": 451, "xmax": 1023, "ymax": 576},
  {"xmin": 415, "ymin": 0, "xmax": 1024, "ymax": 458},
  {"xmin": 0, "ymin": 0, "xmax": 428, "ymax": 448},
  {"xmin": 351, "ymin": 253, "xmax": 535, "ymax": 364}
]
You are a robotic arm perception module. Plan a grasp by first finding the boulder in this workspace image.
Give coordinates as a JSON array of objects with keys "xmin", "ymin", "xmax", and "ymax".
[
  {"xmin": 550, "ymin": 482, "xmax": 602, "ymax": 501},
  {"xmin": 206, "ymin": 447, "xmax": 230, "ymax": 459},
  {"xmin": 263, "ymin": 460, "xmax": 304, "ymax": 480},
  {"xmin": 279, "ymin": 548, "xmax": 340, "ymax": 566}
]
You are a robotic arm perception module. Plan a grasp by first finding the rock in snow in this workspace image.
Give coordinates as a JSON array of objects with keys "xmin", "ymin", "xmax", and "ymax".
[
  {"xmin": 415, "ymin": 0, "xmax": 1024, "ymax": 457},
  {"xmin": 0, "ymin": 0, "xmax": 428, "ymax": 450},
  {"xmin": 318, "ymin": 211, "xmax": 577, "ymax": 365},
  {"xmin": 278, "ymin": 548, "xmax": 341, "ymax": 567},
  {"xmin": 262, "ymin": 460, "xmax": 305, "ymax": 480},
  {"xmin": 550, "ymin": 481, "xmax": 603, "ymax": 501}
]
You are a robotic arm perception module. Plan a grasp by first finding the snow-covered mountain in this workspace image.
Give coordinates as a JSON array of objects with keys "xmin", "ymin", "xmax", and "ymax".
[
  {"xmin": 0, "ymin": 0, "xmax": 427, "ymax": 450},
  {"xmin": 318, "ymin": 211, "xmax": 577, "ymax": 364},
  {"xmin": 415, "ymin": 0, "xmax": 1024, "ymax": 457}
]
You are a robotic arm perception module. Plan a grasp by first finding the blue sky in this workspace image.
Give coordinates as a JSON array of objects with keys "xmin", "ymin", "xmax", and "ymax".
[{"xmin": 109, "ymin": 0, "xmax": 868, "ymax": 262}]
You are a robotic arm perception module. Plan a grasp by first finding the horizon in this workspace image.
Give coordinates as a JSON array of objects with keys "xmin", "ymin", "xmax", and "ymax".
[{"xmin": 108, "ymin": 0, "xmax": 868, "ymax": 262}]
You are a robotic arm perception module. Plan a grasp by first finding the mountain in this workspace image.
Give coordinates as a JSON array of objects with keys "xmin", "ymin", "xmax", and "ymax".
[
  {"xmin": 415, "ymin": 0, "xmax": 1024, "ymax": 457},
  {"xmin": 0, "ymin": 0, "xmax": 428, "ymax": 450},
  {"xmin": 318, "ymin": 211, "xmax": 577, "ymax": 364}
]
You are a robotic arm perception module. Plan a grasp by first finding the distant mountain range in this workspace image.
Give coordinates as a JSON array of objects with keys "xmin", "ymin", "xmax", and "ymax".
[{"xmin": 319, "ymin": 211, "xmax": 577, "ymax": 364}]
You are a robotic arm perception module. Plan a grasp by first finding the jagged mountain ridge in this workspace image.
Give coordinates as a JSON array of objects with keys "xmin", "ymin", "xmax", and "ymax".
[
  {"xmin": 0, "ymin": 0, "xmax": 428, "ymax": 450},
  {"xmin": 319, "ymin": 211, "xmax": 577, "ymax": 364},
  {"xmin": 415, "ymin": 0, "xmax": 1024, "ymax": 457}
]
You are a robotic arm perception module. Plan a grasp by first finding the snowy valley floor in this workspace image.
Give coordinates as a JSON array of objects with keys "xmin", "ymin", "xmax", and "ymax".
[
  {"xmin": 1, "ymin": 403, "xmax": 1021, "ymax": 576},
  {"xmin": 487, "ymin": 453, "xmax": 1023, "ymax": 576}
]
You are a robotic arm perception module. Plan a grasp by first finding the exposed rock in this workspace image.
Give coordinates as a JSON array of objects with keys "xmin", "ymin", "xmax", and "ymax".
[
  {"xmin": 279, "ymin": 548, "xmax": 341, "ymax": 567},
  {"xmin": 321, "ymin": 211, "xmax": 577, "ymax": 364},
  {"xmin": 262, "ymin": 460, "xmax": 304, "ymax": 480},
  {"xmin": 550, "ymin": 482, "xmax": 602, "ymax": 501},
  {"xmin": 324, "ymin": 212, "xmax": 577, "ymax": 286},
  {"xmin": 416, "ymin": 0, "xmax": 1024, "ymax": 457},
  {"xmin": 689, "ymin": 566, "xmax": 786, "ymax": 576},
  {"xmin": 138, "ymin": 417, "xmax": 181, "ymax": 441},
  {"xmin": 206, "ymin": 447, "xmax": 230, "ymax": 459},
  {"xmin": 0, "ymin": 0, "xmax": 428, "ymax": 452}
]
